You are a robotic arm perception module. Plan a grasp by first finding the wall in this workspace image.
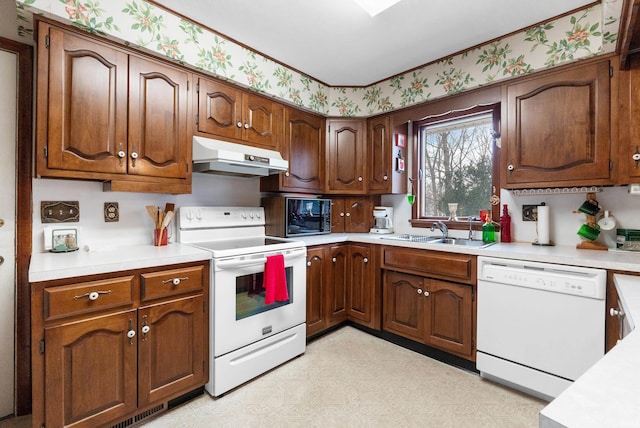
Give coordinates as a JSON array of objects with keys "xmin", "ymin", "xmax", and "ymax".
[
  {"xmin": 31, "ymin": 174, "xmax": 261, "ymax": 252},
  {"xmin": 383, "ymin": 186, "xmax": 640, "ymax": 246}
]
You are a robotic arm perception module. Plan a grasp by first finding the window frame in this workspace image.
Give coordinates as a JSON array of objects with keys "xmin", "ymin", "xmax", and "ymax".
[{"xmin": 410, "ymin": 103, "xmax": 501, "ymax": 231}]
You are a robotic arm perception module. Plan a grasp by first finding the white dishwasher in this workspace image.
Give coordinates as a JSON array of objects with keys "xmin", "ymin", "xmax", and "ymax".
[{"xmin": 477, "ymin": 256, "xmax": 606, "ymax": 401}]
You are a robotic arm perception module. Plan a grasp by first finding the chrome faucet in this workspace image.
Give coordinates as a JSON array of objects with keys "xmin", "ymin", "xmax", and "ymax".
[
  {"xmin": 468, "ymin": 217, "xmax": 474, "ymax": 240},
  {"xmin": 430, "ymin": 221, "xmax": 448, "ymax": 239}
]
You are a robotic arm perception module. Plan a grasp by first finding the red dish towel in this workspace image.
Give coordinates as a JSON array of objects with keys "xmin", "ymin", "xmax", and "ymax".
[{"xmin": 263, "ymin": 254, "xmax": 289, "ymax": 304}]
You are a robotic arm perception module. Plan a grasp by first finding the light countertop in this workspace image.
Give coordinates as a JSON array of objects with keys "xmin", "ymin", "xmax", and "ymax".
[
  {"xmin": 539, "ymin": 274, "xmax": 640, "ymax": 427},
  {"xmin": 297, "ymin": 233, "xmax": 640, "ymax": 273},
  {"xmin": 29, "ymin": 243, "xmax": 212, "ymax": 283}
]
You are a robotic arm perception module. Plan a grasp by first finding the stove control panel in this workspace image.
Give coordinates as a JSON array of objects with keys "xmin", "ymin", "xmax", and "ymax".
[{"xmin": 178, "ymin": 206, "xmax": 265, "ymax": 229}]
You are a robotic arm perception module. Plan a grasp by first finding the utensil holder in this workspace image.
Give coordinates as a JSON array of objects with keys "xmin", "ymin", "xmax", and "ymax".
[{"xmin": 154, "ymin": 228, "xmax": 168, "ymax": 246}]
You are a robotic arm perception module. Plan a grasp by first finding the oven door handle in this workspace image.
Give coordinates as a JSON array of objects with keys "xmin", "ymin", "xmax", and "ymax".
[{"xmin": 216, "ymin": 249, "xmax": 306, "ymax": 269}]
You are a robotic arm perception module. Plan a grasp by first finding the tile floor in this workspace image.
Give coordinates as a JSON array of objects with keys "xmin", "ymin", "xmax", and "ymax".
[
  {"xmin": 143, "ymin": 326, "xmax": 546, "ymax": 428},
  {"xmin": 0, "ymin": 326, "xmax": 546, "ymax": 428}
]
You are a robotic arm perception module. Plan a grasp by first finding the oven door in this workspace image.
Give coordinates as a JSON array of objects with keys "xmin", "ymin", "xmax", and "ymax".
[{"xmin": 212, "ymin": 246, "xmax": 306, "ymax": 356}]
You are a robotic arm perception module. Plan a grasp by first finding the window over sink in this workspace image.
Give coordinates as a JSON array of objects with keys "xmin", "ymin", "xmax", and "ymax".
[{"xmin": 411, "ymin": 103, "xmax": 501, "ymax": 230}]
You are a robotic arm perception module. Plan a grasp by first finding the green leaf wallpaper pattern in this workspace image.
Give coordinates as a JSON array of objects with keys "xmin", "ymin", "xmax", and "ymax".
[{"xmin": 16, "ymin": 0, "xmax": 621, "ymax": 117}]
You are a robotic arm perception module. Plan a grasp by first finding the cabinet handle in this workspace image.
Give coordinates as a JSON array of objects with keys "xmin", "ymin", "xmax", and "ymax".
[
  {"xmin": 340, "ymin": 212, "xmax": 345, "ymax": 217},
  {"xmin": 507, "ymin": 164, "xmax": 514, "ymax": 171},
  {"xmin": 141, "ymin": 315, "xmax": 150, "ymax": 341},
  {"xmin": 130, "ymin": 144, "xmax": 138, "ymax": 167},
  {"xmin": 417, "ymin": 288, "xmax": 423, "ymax": 294},
  {"xmin": 127, "ymin": 319, "xmax": 135, "ymax": 345},
  {"xmin": 307, "ymin": 261, "xmax": 312, "ymax": 266},
  {"xmin": 358, "ymin": 176, "xmax": 363, "ymax": 182},
  {"xmin": 346, "ymin": 212, "xmax": 351, "ymax": 217},
  {"xmin": 237, "ymin": 122, "xmax": 243, "ymax": 128},
  {"xmin": 383, "ymin": 175, "xmax": 388, "ymax": 181},
  {"xmin": 162, "ymin": 277, "xmax": 189, "ymax": 286},
  {"xmin": 332, "ymin": 257, "xmax": 337, "ymax": 263},
  {"xmin": 633, "ymin": 146, "xmax": 640, "ymax": 168},
  {"xmin": 610, "ymin": 307, "xmax": 625, "ymax": 317},
  {"xmin": 424, "ymin": 290, "xmax": 430, "ymax": 297},
  {"xmin": 118, "ymin": 143, "xmax": 125, "ymax": 167},
  {"xmin": 363, "ymin": 257, "xmax": 368, "ymax": 263},
  {"xmin": 244, "ymin": 123, "xmax": 250, "ymax": 129},
  {"xmin": 74, "ymin": 290, "xmax": 112, "ymax": 301},
  {"xmin": 285, "ymin": 171, "xmax": 290, "ymax": 177}
]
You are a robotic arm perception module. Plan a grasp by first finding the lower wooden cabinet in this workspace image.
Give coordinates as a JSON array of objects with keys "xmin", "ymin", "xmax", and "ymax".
[
  {"xmin": 382, "ymin": 246, "xmax": 476, "ymax": 360},
  {"xmin": 31, "ymin": 261, "xmax": 209, "ymax": 428},
  {"xmin": 305, "ymin": 243, "xmax": 379, "ymax": 337}
]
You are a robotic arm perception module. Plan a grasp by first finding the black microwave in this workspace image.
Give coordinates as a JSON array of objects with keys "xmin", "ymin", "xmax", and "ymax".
[{"xmin": 262, "ymin": 196, "xmax": 332, "ymax": 237}]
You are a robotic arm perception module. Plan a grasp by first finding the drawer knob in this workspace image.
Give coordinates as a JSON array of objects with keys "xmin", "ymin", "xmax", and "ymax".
[
  {"xmin": 307, "ymin": 261, "xmax": 312, "ymax": 266},
  {"xmin": 74, "ymin": 290, "xmax": 112, "ymax": 300},
  {"xmin": 610, "ymin": 307, "xmax": 625, "ymax": 317},
  {"xmin": 162, "ymin": 277, "xmax": 189, "ymax": 285},
  {"xmin": 417, "ymin": 288, "xmax": 423, "ymax": 294}
]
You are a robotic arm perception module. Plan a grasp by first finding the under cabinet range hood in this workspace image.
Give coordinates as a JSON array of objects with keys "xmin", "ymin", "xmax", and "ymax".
[{"xmin": 192, "ymin": 136, "xmax": 288, "ymax": 177}]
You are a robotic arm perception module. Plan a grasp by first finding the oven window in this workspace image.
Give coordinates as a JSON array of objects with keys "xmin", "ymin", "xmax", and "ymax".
[{"xmin": 235, "ymin": 267, "xmax": 293, "ymax": 320}]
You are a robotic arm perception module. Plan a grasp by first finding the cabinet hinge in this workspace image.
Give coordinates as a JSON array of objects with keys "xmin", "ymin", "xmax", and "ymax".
[
  {"xmin": 39, "ymin": 339, "xmax": 45, "ymax": 354},
  {"xmin": 610, "ymin": 65, "xmax": 614, "ymax": 78},
  {"xmin": 472, "ymin": 289, "xmax": 476, "ymax": 302},
  {"xmin": 610, "ymin": 160, "xmax": 614, "ymax": 171},
  {"xmin": 43, "ymin": 146, "xmax": 48, "ymax": 158},
  {"xmin": 195, "ymin": 114, "xmax": 199, "ymax": 125},
  {"xmin": 187, "ymin": 80, "xmax": 189, "ymax": 91},
  {"xmin": 45, "ymin": 35, "xmax": 50, "ymax": 49},
  {"xmin": 196, "ymin": 83, "xmax": 199, "ymax": 93},
  {"xmin": 186, "ymin": 163, "xmax": 189, "ymax": 173}
]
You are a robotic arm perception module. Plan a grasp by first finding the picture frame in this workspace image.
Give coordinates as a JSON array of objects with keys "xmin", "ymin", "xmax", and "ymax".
[{"xmin": 395, "ymin": 133, "xmax": 406, "ymax": 148}]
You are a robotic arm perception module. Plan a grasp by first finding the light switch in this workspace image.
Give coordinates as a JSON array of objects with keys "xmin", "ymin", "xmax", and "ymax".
[{"xmin": 41, "ymin": 201, "xmax": 80, "ymax": 223}]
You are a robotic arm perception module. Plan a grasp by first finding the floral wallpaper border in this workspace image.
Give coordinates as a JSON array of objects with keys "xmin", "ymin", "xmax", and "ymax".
[{"xmin": 16, "ymin": 0, "xmax": 623, "ymax": 117}]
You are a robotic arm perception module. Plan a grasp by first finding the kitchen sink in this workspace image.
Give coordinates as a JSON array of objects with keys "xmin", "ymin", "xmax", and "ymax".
[{"xmin": 380, "ymin": 234, "xmax": 495, "ymax": 248}]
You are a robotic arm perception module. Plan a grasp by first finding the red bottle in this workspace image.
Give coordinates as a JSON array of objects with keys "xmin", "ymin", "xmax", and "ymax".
[{"xmin": 500, "ymin": 204, "xmax": 512, "ymax": 243}]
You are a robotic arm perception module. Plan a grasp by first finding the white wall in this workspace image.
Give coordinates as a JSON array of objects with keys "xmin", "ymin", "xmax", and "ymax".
[
  {"xmin": 383, "ymin": 186, "xmax": 640, "ymax": 246},
  {"xmin": 32, "ymin": 173, "xmax": 262, "ymax": 252}
]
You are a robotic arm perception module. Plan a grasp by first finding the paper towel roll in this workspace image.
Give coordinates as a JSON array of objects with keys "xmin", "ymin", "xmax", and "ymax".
[{"xmin": 537, "ymin": 205, "xmax": 550, "ymax": 245}]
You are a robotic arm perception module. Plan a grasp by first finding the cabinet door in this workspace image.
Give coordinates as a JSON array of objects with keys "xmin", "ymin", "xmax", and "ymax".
[
  {"xmin": 243, "ymin": 93, "xmax": 283, "ymax": 150},
  {"xmin": 283, "ymin": 108, "xmax": 325, "ymax": 192},
  {"xmin": 196, "ymin": 77, "xmax": 243, "ymax": 140},
  {"xmin": 383, "ymin": 271, "xmax": 426, "ymax": 342},
  {"xmin": 326, "ymin": 119, "xmax": 367, "ymax": 193},
  {"xmin": 128, "ymin": 56, "xmax": 189, "ymax": 180},
  {"xmin": 138, "ymin": 295, "xmax": 205, "ymax": 407},
  {"xmin": 504, "ymin": 60, "xmax": 612, "ymax": 187},
  {"xmin": 45, "ymin": 310, "xmax": 137, "ymax": 428},
  {"xmin": 330, "ymin": 198, "xmax": 346, "ymax": 233},
  {"xmin": 326, "ymin": 245, "xmax": 348, "ymax": 326},
  {"xmin": 345, "ymin": 197, "xmax": 373, "ymax": 232},
  {"xmin": 306, "ymin": 247, "xmax": 327, "ymax": 337},
  {"xmin": 368, "ymin": 115, "xmax": 392, "ymax": 194},
  {"xmin": 620, "ymin": 55, "xmax": 640, "ymax": 181},
  {"xmin": 424, "ymin": 279, "xmax": 473, "ymax": 358},
  {"xmin": 347, "ymin": 244, "xmax": 373, "ymax": 325},
  {"xmin": 40, "ymin": 24, "xmax": 128, "ymax": 175}
]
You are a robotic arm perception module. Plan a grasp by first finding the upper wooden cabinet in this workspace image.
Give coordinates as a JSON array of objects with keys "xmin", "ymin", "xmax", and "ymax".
[
  {"xmin": 326, "ymin": 118, "xmax": 367, "ymax": 193},
  {"xmin": 36, "ymin": 20, "xmax": 191, "ymax": 194},
  {"xmin": 261, "ymin": 107, "xmax": 325, "ymax": 192},
  {"xmin": 618, "ymin": 54, "xmax": 640, "ymax": 182},
  {"xmin": 503, "ymin": 59, "xmax": 613, "ymax": 188},
  {"xmin": 195, "ymin": 76, "xmax": 283, "ymax": 151},
  {"xmin": 368, "ymin": 114, "xmax": 406, "ymax": 194},
  {"xmin": 329, "ymin": 196, "xmax": 377, "ymax": 233}
]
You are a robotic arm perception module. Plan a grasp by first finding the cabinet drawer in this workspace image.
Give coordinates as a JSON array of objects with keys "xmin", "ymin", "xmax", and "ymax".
[
  {"xmin": 44, "ymin": 276, "xmax": 135, "ymax": 321},
  {"xmin": 382, "ymin": 247, "xmax": 476, "ymax": 285},
  {"xmin": 141, "ymin": 265, "xmax": 204, "ymax": 301}
]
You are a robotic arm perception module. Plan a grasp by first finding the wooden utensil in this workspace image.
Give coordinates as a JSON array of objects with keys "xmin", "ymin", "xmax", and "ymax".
[
  {"xmin": 157, "ymin": 211, "xmax": 174, "ymax": 245},
  {"xmin": 164, "ymin": 202, "xmax": 175, "ymax": 214},
  {"xmin": 146, "ymin": 205, "xmax": 159, "ymax": 227}
]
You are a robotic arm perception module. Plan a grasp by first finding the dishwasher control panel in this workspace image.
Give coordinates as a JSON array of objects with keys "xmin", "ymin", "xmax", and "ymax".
[{"xmin": 477, "ymin": 256, "xmax": 606, "ymax": 299}]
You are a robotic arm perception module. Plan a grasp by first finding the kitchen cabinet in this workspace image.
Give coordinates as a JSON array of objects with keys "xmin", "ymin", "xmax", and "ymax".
[
  {"xmin": 261, "ymin": 107, "xmax": 325, "ymax": 192},
  {"xmin": 618, "ymin": 54, "xmax": 640, "ymax": 182},
  {"xmin": 330, "ymin": 196, "xmax": 378, "ymax": 233},
  {"xmin": 326, "ymin": 118, "xmax": 367, "ymax": 193},
  {"xmin": 31, "ymin": 261, "xmax": 209, "ymax": 428},
  {"xmin": 305, "ymin": 243, "xmax": 379, "ymax": 337},
  {"xmin": 35, "ymin": 20, "xmax": 191, "ymax": 194},
  {"xmin": 368, "ymin": 114, "xmax": 406, "ymax": 194},
  {"xmin": 195, "ymin": 76, "xmax": 283, "ymax": 151},
  {"xmin": 382, "ymin": 247, "xmax": 476, "ymax": 360},
  {"xmin": 503, "ymin": 58, "xmax": 613, "ymax": 188}
]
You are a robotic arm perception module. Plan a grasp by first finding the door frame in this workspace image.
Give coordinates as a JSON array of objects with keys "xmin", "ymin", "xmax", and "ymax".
[{"xmin": 0, "ymin": 36, "xmax": 33, "ymax": 416}]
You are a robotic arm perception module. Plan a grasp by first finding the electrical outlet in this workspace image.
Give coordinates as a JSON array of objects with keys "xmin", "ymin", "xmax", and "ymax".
[
  {"xmin": 104, "ymin": 202, "xmax": 119, "ymax": 222},
  {"xmin": 522, "ymin": 205, "xmax": 538, "ymax": 221}
]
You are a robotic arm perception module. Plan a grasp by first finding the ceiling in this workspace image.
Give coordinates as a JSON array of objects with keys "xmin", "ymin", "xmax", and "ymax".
[{"xmin": 152, "ymin": 0, "xmax": 596, "ymax": 86}]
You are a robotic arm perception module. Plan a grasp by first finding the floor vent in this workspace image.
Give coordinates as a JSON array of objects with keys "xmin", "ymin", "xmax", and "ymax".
[{"xmin": 110, "ymin": 404, "xmax": 165, "ymax": 428}]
